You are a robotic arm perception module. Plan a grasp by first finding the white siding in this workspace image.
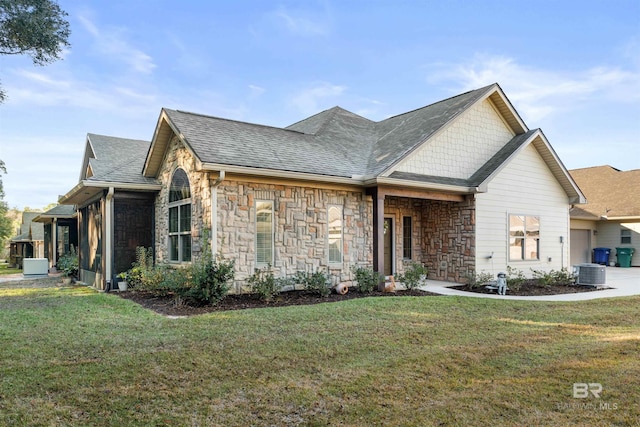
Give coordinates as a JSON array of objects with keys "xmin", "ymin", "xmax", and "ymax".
[
  {"xmin": 595, "ymin": 220, "xmax": 640, "ymax": 267},
  {"xmin": 475, "ymin": 144, "xmax": 571, "ymax": 277},
  {"xmin": 396, "ymin": 99, "xmax": 515, "ymax": 178}
]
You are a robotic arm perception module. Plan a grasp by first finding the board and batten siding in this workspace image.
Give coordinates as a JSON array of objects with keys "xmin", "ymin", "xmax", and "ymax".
[
  {"xmin": 395, "ymin": 99, "xmax": 515, "ymax": 179},
  {"xmin": 475, "ymin": 143, "xmax": 571, "ymax": 277}
]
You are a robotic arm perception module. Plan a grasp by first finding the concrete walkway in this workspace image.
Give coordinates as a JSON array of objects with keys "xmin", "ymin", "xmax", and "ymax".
[{"xmin": 422, "ymin": 267, "xmax": 640, "ymax": 301}]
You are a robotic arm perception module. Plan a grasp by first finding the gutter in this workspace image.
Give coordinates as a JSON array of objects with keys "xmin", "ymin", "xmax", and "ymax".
[
  {"xmin": 210, "ymin": 171, "xmax": 225, "ymax": 256},
  {"xmin": 200, "ymin": 162, "xmax": 361, "ymax": 186},
  {"xmin": 364, "ymin": 176, "xmax": 478, "ymax": 194},
  {"xmin": 59, "ymin": 180, "xmax": 162, "ymax": 204}
]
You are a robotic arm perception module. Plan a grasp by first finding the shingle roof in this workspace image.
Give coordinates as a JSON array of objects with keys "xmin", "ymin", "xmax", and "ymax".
[
  {"xmin": 163, "ymin": 84, "xmax": 498, "ymax": 180},
  {"xmin": 569, "ymin": 166, "xmax": 640, "ymax": 217},
  {"xmin": 41, "ymin": 204, "xmax": 76, "ymax": 217},
  {"xmin": 86, "ymin": 134, "xmax": 158, "ymax": 185}
]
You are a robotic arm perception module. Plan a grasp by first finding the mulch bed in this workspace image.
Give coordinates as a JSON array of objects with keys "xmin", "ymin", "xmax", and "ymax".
[
  {"xmin": 116, "ymin": 279, "xmax": 607, "ymax": 316},
  {"xmin": 117, "ymin": 289, "xmax": 441, "ymax": 316},
  {"xmin": 450, "ymin": 280, "xmax": 605, "ymax": 296}
]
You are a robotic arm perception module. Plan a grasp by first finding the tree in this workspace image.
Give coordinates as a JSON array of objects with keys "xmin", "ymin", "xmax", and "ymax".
[
  {"xmin": 0, "ymin": 160, "xmax": 12, "ymax": 255},
  {"xmin": 0, "ymin": 0, "xmax": 70, "ymax": 102}
]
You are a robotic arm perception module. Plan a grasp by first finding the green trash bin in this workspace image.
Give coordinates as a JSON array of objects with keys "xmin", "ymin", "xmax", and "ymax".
[{"xmin": 615, "ymin": 247, "xmax": 635, "ymax": 268}]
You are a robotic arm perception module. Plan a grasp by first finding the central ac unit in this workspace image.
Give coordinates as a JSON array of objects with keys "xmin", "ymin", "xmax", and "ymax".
[{"xmin": 576, "ymin": 263, "xmax": 606, "ymax": 285}]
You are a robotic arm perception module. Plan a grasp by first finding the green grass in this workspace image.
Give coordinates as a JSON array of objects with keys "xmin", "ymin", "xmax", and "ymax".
[
  {"xmin": 1, "ymin": 283, "xmax": 638, "ymax": 426},
  {"xmin": 0, "ymin": 262, "xmax": 21, "ymax": 275}
]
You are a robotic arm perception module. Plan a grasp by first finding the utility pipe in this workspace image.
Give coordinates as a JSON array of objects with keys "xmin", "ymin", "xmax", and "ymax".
[{"xmin": 210, "ymin": 171, "xmax": 225, "ymax": 256}]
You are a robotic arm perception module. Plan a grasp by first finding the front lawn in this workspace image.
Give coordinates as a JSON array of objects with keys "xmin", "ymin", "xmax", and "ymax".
[
  {"xmin": 0, "ymin": 282, "xmax": 637, "ymax": 425},
  {"xmin": 0, "ymin": 261, "xmax": 21, "ymax": 275}
]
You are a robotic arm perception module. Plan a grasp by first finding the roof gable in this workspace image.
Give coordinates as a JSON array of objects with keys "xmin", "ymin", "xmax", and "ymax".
[
  {"xmin": 389, "ymin": 97, "xmax": 516, "ymax": 179},
  {"xmin": 84, "ymin": 134, "xmax": 157, "ymax": 185}
]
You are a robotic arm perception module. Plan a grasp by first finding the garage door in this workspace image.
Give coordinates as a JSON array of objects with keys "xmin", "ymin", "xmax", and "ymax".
[{"xmin": 570, "ymin": 229, "xmax": 590, "ymax": 265}]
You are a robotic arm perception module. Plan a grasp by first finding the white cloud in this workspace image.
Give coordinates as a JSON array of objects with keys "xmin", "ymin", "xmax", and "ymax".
[
  {"xmin": 290, "ymin": 82, "xmax": 346, "ymax": 115},
  {"xmin": 7, "ymin": 69, "xmax": 158, "ymax": 115},
  {"xmin": 272, "ymin": 7, "xmax": 330, "ymax": 36},
  {"xmin": 78, "ymin": 14, "xmax": 156, "ymax": 74},
  {"xmin": 428, "ymin": 54, "xmax": 640, "ymax": 122},
  {"xmin": 248, "ymin": 84, "xmax": 265, "ymax": 97}
]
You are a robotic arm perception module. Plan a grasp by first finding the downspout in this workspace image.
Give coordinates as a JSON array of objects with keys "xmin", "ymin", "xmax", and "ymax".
[
  {"xmin": 52, "ymin": 218, "xmax": 58, "ymax": 270},
  {"xmin": 210, "ymin": 171, "xmax": 225, "ymax": 256},
  {"xmin": 105, "ymin": 187, "xmax": 115, "ymax": 291}
]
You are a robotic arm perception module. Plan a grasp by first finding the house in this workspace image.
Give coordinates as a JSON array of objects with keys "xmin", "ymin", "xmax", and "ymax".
[
  {"xmin": 569, "ymin": 166, "xmax": 640, "ymax": 266},
  {"xmin": 9, "ymin": 211, "xmax": 45, "ymax": 268},
  {"xmin": 32, "ymin": 204, "xmax": 78, "ymax": 270},
  {"xmin": 59, "ymin": 83, "xmax": 585, "ymax": 291}
]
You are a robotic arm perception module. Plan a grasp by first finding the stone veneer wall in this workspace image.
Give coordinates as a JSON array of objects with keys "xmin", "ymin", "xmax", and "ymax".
[
  {"xmin": 155, "ymin": 137, "xmax": 213, "ymax": 262},
  {"xmin": 154, "ymin": 136, "xmax": 474, "ymax": 288},
  {"xmin": 153, "ymin": 136, "xmax": 374, "ymax": 291},
  {"xmin": 217, "ymin": 179, "xmax": 373, "ymax": 292},
  {"xmin": 422, "ymin": 196, "xmax": 476, "ymax": 283}
]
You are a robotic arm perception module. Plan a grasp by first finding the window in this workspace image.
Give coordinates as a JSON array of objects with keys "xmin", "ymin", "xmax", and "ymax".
[
  {"xmin": 168, "ymin": 168, "xmax": 191, "ymax": 262},
  {"xmin": 621, "ymin": 229, "xmax": 631, "ymax": 244},
  {"xmin": 328, "ymin": 206, "xmax": 343, "ymax": 264},
  {"xmin": 509, "ymin": 214, "xmax": 540, "ymax": 261},
  {"xmin": 402, "ymin": 216, "xmax": 412, "ymax": 260},
  {"xmin": 256, "ymin": 201, "xmax": 273, "ymax": 265}
]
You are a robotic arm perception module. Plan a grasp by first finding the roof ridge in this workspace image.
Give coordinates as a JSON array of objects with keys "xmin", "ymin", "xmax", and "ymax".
[
  {"xmin": 169, "ymin": 108, "xmax": 306, "ymax": 135},
  {"xmin": 379, "ymin": 83, "xmax": 497, "ymax": 123}
]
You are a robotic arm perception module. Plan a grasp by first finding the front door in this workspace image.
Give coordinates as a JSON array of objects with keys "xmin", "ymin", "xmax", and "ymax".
[{"xmin": 384, "ymin": 218, "xmax": 393, "ymax": 276}]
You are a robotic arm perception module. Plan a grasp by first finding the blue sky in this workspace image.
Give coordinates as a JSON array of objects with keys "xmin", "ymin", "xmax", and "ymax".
[{"xmin": 1, "ymin": 0, "xmax": 639, "ymax": 209}]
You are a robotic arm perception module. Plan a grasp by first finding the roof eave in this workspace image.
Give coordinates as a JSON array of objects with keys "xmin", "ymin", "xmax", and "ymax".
[
  {"xmin": 59, "ymin": 180, "xmax": 162, "ymax": 205},
  {"xmin": 602, "ymin": 215, "xmax": 640, "ymax": 221},
  {"xmin": 200, "ymin": 162, "xmax": 362, "ymax": 186},
  {"xmin": 365, "ymin": 176, "xmax": 478, "ymax": 194}
]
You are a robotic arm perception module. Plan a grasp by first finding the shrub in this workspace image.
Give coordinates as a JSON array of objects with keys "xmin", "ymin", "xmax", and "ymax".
[
  {"xmin": 396, "ymin": 263, "xmax": 428, "ymax": 290},
  {"xmin": 57, "ymin": 245, "xmax": 78, "ymax": 277},
  {"xmin": 126, "ymin": 246, "xmax": 154, "ymax": 289},
  {"xmin": 463, "ymin": 271, "xmax": 494, "ymax": 290},
  {"xmin": 295, "ymin": 270, "xmax": 332, "ymax": 297},
  {"xmin": 351, "ymin": 265, "xmax": 383, "ymax": 293},
  {"xmin": 531, "ymin": 268, "xmax": 575, "ymax": 287},
  {"xmin": 179, "ymin": 254, "xmax": 235, "ymax": 305},
  {"xmin": 247, "ymin": 265, "xmax": 285, "ymax": 301},
  {"xmin": 506, "ymin": 266, "xmax": 526, "ymax": 291}
]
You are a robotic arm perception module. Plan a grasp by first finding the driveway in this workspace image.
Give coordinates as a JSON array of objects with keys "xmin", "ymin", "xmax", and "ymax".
[{"xmin": 424, "ymin": 267, "xmax": 640, "ymax": 301}]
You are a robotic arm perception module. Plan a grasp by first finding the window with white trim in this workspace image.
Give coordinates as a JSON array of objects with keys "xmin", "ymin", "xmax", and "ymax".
[
  {"xmin": 509, "ymin": 214, "xmax": 539, "ymax": 261},
  {"xmin": 256, "ymin": 201, "xmax": 273, "ymax": 265},
  {"xmin": 328, "ymin": 205, "xmax": 343, "ymax": 264},
  {"xmin": 168, "ymin": 168, "xmax": 191, "ymax": 262},
  {"xmin": 621, "ymin": 228, "xmax": 631, "ymax": 244}
]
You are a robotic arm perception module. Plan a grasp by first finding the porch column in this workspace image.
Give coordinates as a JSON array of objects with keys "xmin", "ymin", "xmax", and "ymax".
[{"xmin": 370, "ymin": 188, "xmax": 385, "ymax": 288}]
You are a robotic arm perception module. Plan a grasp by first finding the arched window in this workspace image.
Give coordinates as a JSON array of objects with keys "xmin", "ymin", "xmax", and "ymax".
[{"xmin": 168, "ymin": 168, "xmax": 191, "ymax": 262}]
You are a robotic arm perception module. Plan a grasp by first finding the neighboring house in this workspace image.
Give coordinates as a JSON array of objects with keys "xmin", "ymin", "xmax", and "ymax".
[
  {"xmin": 569, "ymin": 166, "xmax": 640, "ymax": 266},
  {"xmin": 59, "ymin": 83, "xmax": 585, "ymax": 291},
  {"xmin": 32, "ymin": 204, "xmax": 78, "ymax": 270},
  {"xmin": 9, "ymin": 212, "xmax": 45, "ymax": 268}
]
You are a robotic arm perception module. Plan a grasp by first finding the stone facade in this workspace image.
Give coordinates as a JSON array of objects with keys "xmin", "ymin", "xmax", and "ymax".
[
  {"xmin": 217, "ymin": 179, "xmax": 373, "ymax": 292},
  {"xmin": 153, "ymin": 136, "xmax": 475, "ymax": 290},
  {"xmin": 155, "ymin": 136, "xmax": 213, "ymax": 262},
  {"xmin": 422, "ymin": 196, "xmax": 476, "ymax": 282}
]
